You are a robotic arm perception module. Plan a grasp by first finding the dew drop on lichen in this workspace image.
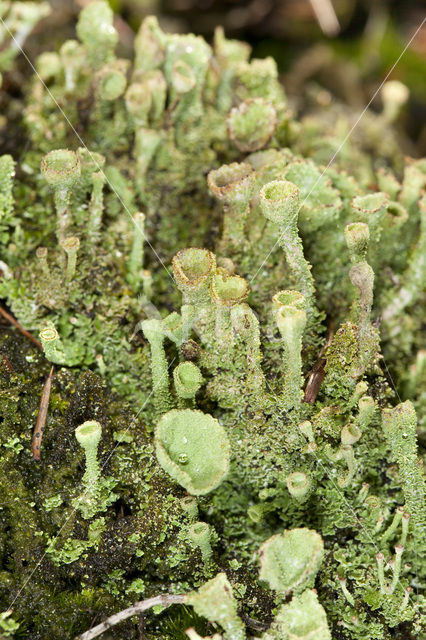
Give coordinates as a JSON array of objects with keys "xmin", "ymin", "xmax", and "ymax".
[{"xmin": 178, "ymin": 453, "xmax": 189, "ymax": 464}]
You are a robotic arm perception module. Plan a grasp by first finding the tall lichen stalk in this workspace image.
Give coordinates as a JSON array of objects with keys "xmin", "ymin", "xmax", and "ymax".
[{"xmin": 0, "ymin": 2, "xmax": 425, "ymax": 640}]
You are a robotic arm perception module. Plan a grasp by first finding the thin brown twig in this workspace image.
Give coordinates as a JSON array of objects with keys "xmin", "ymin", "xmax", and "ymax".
[
  {"xmin": 240, "ymin": 613, "xmax": 270, "ymax": 631},
  {"xmin": 77, "ymin": 594, "xmax": 186, "ymax": 640},
  {"xmin": 303, "ymin": 320, "xmax": 334, "ymax": 404},
  {"xmin": 0, "ymin": 303, "xmax": 42, "ymax": 350},
  {"xmin": 32, "ymin": 366, "xmax": 54, "ymax": 461},
  {"xmin": 1, "ymin": 353, "xmax": 15, "ymax": 373}
]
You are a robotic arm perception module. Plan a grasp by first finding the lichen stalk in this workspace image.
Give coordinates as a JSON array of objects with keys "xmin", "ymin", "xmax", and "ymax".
[
  {"xmin": 210, "ymin": 273, "xmax": 249, "ymax": 357},
  {"xmin": 382, "ymin": 194, "xmax": 426, "ymax": 333},
  {"xmin": 141, "ymin": 319, "xmax": 171, "ymax": 415},
  {"xmin": 187, "ymin": 521, "xmax": 213, "ymax": 566},
  {"xmin": 381, "ymin": 506, "xmax": 404, "ymax": 543},
  {"xmin": 35, "ymin": 246, "xmax": 50, "ymax": 278},
  {"xmin": 231, "ymin": 303, "xmax": 265, "ymax": 394},
  {"xmin": 41, "ymin": 149, "xmax": 81, "ymax": 241},
  {"xmin": 87, "ymin": 171, "xmax": 106, "ymax": 244},
  {"xmin": 74, "ymin": 420, "xmax": 102, "ymax": 519},
  {"xmin": 259, "ymin": 180, "xmax": 315, "ymax": 316},
  {"xmin": 127, "ymin": 212, "xmax": 146, "ymax": 291},
  {"xmin": 382, "ymin": 401, "xmax": 426, "ymax": 555},
  {"xmin": 39, "ymin": 326, "xmax": 67, "ymax": 365},
  {"xmin": 207, "ymin": 162, "xmax": 254, "ymax": 253},
  {"xmin": 60, "ymin": 236, "xmax": 80, "ymax": 283},
  {"xmin": 274, "ymin": 293, "xmax": 307, "ymax": 411}
]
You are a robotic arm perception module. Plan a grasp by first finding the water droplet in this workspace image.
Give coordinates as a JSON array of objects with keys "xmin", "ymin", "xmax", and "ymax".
[{"xmin": 178, "ymin": 453, "xmax": 189, "ymax": 465}]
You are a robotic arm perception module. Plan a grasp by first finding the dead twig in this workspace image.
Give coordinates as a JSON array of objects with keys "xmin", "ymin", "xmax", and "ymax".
[
  {"xmin": 240, "ymin": 613, "xmax": 270, "ymax": 631},
  {"xmin": 309, "ymin": 0, "xmax": 340, "ymax": 37},
  {"xmin": 77, "ymin": 594, "xmax": 186, "ymax": 640},
  {"xmin": 32, "ymin": 366, "xmax": 54, "ymax": 461},
  {"xmin": 303, "ymin": 321, "xmax": 334, "ymax": 404},
  {"xmin": 0, "ymin": 303, "xmax": 42, "ymax": 351},
  {"xmin": 1, "ymin": 353, "xmax": 15, "ymax": 373}
]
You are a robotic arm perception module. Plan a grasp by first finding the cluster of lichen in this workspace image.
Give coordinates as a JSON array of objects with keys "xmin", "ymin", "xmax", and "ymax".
[{"xmin": 0, "ymin": 2, "xmax": 425, "ymax": 639}]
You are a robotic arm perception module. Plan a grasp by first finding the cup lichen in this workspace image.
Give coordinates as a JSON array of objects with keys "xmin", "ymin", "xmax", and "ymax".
[{"xmin": 155, "ymin": 409, "xmax": 230, "ymax": 495}]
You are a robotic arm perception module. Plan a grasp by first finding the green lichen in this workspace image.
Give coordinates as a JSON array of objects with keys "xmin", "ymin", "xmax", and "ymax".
[
  {"xmin": 264, "ymin": 589, "xmax": 331, "ymax": 640},
  {"xmin": 258, "ymin": 528, "xmax": 324, "ymax": 597},
  {"xmin": 0, "ymin": 2, "xmax": 424, "ymax": 638},
  {"xmin": 187, "ymin": 573, "xmax": 246, "ymax": 640},
  {"xmin": 155, "ymin": 409, "xmax": 230, "ymax": 495}
]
